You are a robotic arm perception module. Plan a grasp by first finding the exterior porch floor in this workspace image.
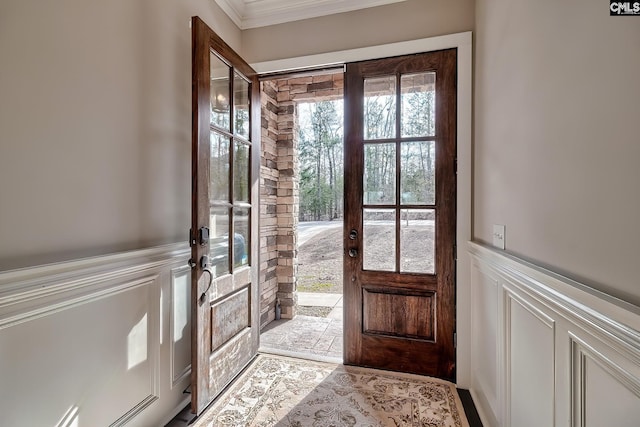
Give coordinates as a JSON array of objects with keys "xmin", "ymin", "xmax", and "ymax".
[{"xmin": 259, "ymin": 292, "xmax": 343, "ymax": 362}]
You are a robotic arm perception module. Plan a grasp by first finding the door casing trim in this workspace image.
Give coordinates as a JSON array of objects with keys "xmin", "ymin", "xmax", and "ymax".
[{"xmin": 251, "ymin": 31, "xmax": 472, "ymax": 388}]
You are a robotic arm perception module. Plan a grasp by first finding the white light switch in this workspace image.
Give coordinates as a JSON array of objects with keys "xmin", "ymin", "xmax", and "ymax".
[{"xmin": 493, "ymin": 224, "xmax": 505, "ymax": 250}]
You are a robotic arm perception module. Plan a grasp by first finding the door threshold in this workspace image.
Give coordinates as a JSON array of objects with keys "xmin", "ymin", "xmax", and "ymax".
[{"xmin": 258, "ymin": 347, "xmax": 343, "ymax": 365}]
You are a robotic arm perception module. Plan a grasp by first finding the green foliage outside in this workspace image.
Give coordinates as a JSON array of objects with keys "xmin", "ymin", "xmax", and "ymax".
[
  {"xmin": 298, "ymin": 101, "xmax": 344, "ymax": 221},
  {"xmin": 297, "ymin": 77, "xmax": 436, "ymax": 222}
]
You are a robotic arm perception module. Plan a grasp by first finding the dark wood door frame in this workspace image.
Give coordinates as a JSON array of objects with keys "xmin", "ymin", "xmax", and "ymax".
[{"xmin": 343, "ymin": 49, "xmax": 457, "ymax": 380}]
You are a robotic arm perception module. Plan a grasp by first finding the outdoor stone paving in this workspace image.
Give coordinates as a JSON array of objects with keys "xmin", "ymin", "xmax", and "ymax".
[
  {"xmin": 260, "ymin": 315, "xmax": 343, "ymax": 360},
  {"xmin": 260, "ymin": 293, "xmax": 343, "ymax": 361}
]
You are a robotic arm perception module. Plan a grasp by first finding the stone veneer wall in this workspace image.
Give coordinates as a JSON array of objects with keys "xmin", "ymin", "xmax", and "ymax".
[
  {"xmin": 259, "ymin": 80, "xmax": 279, "ymax": 328},
  {"xmin": 259, "ymin": 72, "xmax": 344, "ymax": 328}
]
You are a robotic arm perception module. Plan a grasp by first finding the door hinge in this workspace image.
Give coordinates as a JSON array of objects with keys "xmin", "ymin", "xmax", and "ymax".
[
  {"xmin": 454, "ymin": 332, "xmax": 457, "ymax": 348},
  {"xmin": 455, "ymin": 158, "xmax": 458, "ymax": 174}
]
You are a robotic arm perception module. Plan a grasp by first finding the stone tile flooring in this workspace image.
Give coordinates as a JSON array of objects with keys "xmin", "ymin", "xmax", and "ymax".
[{"xmin": 259, "ymin": 292, "xmax": 343, "ymax": 361}]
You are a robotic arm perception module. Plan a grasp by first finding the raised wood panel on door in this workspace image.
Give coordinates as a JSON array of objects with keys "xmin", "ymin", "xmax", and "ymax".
[
  {"xmin": 344, "ymin": 49, "xmax": 457, "ymax": 380},
  {"xmin": 210, "ymin": 287, "xmax": 250, "ymax": 351},
  {"xmin": 363, "ymin": 288, "xmax": 435, "ymax": 340}
]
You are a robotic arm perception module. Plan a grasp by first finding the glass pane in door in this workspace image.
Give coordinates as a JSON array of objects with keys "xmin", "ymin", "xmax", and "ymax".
[
  {"xmin": 364, "ymin": 143, "xmax": 396, "ymax": 205},
  {"xmin": 364, "ymin": 76, "xmax": 396, "ymax": 140},
  {"xmin": 363, "ymin": 208, "xmax": 396, "ymax": 271},
  {"xmin": 401, "ymin": 72, "xmax": 435, "ymax": 137},
  {"xmin": 210, "ymin": 53, "xmax": 230, "ymax": 130},
  {"xmin": 233, "ymin": 207, "xmax": 250, "ymax": 267},
  {"xmin": 209, "ymin": 207, "xmax": 230, "ymax": 277},
  {"xmin": 234, "ymin": 73, "xmax": 250, "ymax": 139},
  {"xmin": 233, "ymin": 141, "xmax": 250, "ymax": 202},
  {"xmin": 210, "ymin": 133, "xmax": 230, "ymax": 201},
  {"xmin": 400, "ymin": 141, "xmax": 435, "ymax": 205},
  {"xmin": 400, "ymin": 209, "xmax": 435, "ymax": 274}
]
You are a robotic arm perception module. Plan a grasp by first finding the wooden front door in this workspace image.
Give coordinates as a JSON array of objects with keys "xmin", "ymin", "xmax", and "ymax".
[
  {"xmin": 191, "ymin": 17, "xmax": 260, "ymax": 414},
  {"xmin": 343, "ymin": 50, "xmax": 457, "ymax": 380}
]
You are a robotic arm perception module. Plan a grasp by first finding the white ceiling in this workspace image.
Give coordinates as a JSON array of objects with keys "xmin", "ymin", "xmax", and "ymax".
[{"xmin": 215, "ymin": 0, "xmax": 407, "ymax": 29}]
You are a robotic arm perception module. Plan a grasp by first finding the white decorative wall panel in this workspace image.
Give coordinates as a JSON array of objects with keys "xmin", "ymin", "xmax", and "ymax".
[
  {"xmin": 470, "ymin": 267, "xmax": 499, "ymax": 426},
  {"xmin": 0, "ymin": 244, "xmax": 190, "ymax": 427},
  {"xmin": 582, "ymin": 357, "xmax": 639, "ymax": 427},
  {"xmin": 571, "ymin": 336, "xmax": 640, "ymax": 427},
  {"xmin": 171, "ymin": 265, "xmax": 191, "ymax": 388},
  {"xmin": 469, "ymin": 242, "xmax": 640, "ymax": 427},
  {"xmin": 505, "ymin": 290, "xmax": 554, "ymax": 427},
  {"xmin": 1, "ymin": 277, "xmax": 159, "ymax": 426}
]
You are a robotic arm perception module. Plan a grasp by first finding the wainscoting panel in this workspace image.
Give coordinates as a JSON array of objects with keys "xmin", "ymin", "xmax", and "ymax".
[
  {"xmin": 570, "ymin": 334, "xmax": 640, "ymax": 427},
  {"xmin": 470, "ymin": 267, "xmax": 500, "ymax": 427},
  {"xmin": 505, "ymin": 288, "xmax": 555, "ymax": 427},
  {"xmin": 170, "ymin": 265, "xmax": 191, "ymax": 388},
  {"xmin": 0, "ymin": 244, "xmax": 191, "ymax": 427},
  {"xmin": 469, "ymin": 242, "xmax": 640, "ymax": 427}
]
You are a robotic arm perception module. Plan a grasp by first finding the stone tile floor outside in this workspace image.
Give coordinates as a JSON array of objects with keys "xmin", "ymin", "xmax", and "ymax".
[{"xmin": 259, "ymin": 292, "xmax": 343, "ymax": 362}]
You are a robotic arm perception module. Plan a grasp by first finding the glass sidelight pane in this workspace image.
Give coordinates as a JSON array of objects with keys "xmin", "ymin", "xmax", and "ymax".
[
  {"xmin": 364, "ymin": 143, "xmax": 396, "ymax": 205},
  {"xmin": 401, "ymin": 141, "xmax": 435, "ymax": 205},
  {"xmin": 401, "ymin": 72, "xmax": 436, "ymax": 137},
  {"xmin": 209, "ymin": 207, "xmax": 230, "ymax": 277},
  {"xmin": 234, "ymin": 141, "xmax": 250, "ymax": 202},
  {"xmin": 210, "ymin": 133, "xmax": 230, "ymax": 201},
  {"xmin": 210, "ymin": 52, "xmax": 230, "ymax": 130},
  {"xmin": 400, "ymin": 209, "xmax": 435, "ymax": 274},
  {"xmin": 233, "ymin": 208, "xmax": 250, "ymax": 267},
  {"xmin": 234, "ymin": 73, "xmax": 250, "ymax": 139},
  {"xmin": 364, "ymin": 76, "xmax": 396, "ymax": 140},
  {"xmin": 363, "ymin": 209, "xmax": 396, "ymax": 271}
]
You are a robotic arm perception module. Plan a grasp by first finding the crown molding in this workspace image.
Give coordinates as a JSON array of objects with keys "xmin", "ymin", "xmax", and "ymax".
[{"xmin": 215, "ymin": 0, "xmax": 407, "ymax": 29}]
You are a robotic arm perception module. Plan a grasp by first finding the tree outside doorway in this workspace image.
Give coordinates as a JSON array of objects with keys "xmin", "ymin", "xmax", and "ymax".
[{"xmin": 296, "ymin": 100, "xmax": 344, "ymax": 317}]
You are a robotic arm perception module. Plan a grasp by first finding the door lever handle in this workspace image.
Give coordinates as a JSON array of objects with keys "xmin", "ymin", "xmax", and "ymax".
[
  {"xmin": 199, "ymin": 268, "xmax": 213, "ymax": 305},
  {"xmin": 348, "ymin": 248, "xmax": 358, "ymax": 258},
  {"xmin": 197, "ymin": 255, "xmax": 213, "ymax": 304}
]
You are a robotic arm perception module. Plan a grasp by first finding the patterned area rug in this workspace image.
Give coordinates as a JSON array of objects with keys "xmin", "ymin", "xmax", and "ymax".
[{"xmin": 193, "ymin": 354, "xmax": 469, "ymax": 427}]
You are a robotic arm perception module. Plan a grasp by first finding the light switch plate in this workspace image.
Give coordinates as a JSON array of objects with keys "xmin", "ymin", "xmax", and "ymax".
[{"xmin": 493, "ymin": 224, "xmax": 505, "ymax": 250}]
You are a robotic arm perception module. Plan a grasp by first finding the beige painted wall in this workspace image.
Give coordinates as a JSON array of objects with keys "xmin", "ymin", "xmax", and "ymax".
[
  {"xmin": 0, "ymin": 0, "xmax": 239, "ymax": 269},
  {"xmin": 474, "ymin": 0, "xmax": 640, "ymax": 304},
  {"xmin": 242, "ymin": 0, "xmax": 475, "ymax": 63},
  {"xmin": 0, "ymin": 0, "xmax": 473, "ymax": 271}
]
